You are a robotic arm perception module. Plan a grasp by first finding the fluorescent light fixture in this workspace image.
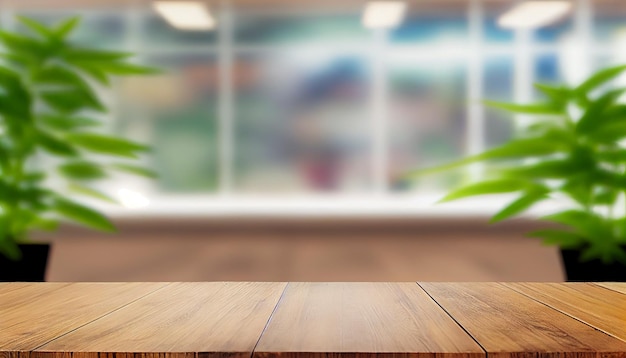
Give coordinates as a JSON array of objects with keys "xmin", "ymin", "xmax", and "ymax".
[
  {"xmin": 153, "ymin": 1, "xmax": 216, "ymax": 31},
  {"xmin": 362, "ymin": 1, "xmax": 407, "ymax": 29},
  {"xmin": 118, "ymin": 189, "xmax": 150, "ymax": 209},
  {"xmin": 498, "ymin": 1, "xmax": 572, "ymax": 29}
]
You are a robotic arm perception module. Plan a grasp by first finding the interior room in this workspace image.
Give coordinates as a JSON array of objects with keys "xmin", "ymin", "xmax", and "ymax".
[{"xmin": 1, "ymin": 0, "xmax": 626, "ymax": 282}]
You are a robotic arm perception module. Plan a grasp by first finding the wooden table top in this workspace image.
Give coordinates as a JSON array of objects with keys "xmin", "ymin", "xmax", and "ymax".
[{"xmin": 1, "ymin": 282, "xmax": 626, "ymax": 358}]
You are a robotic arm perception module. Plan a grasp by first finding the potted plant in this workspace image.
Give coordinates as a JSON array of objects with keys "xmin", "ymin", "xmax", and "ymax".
[
  {"xmin": 410, "ymin": 64, "xmax": 626, "ymax": 281},
  {"xmin": 0, "ymin": 16, "xmax": 157, "ymax": 281}
]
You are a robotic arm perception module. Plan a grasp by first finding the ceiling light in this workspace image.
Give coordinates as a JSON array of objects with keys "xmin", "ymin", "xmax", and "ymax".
[
  {"xmin": 153, "ymin": 1, "xmax": 216, "ymax": 31},
  {"xmin": 362, "ymin": 1, "xmax": 407, "ymax": 29},
  {"xmin": 498, "ymin": 1, "xmax": 572, "ymax": 29}
]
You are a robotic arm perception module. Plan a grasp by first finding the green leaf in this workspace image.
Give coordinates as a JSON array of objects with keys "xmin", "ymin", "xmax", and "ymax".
[
  {"xmin": 66, "ymin": 133, "xmax": 149, "ymax": 158},
  {"xmin": 490, "ymin": 187, "xmax": 549, "ymax": 223},
  {"xmin": 39, "ymin": 115, "xmax": 100, "ymax": 130},
  {"xmin": 0, "ymin": 31, "xmax": 48, "ymax": 57},
  {"xmin": 40, "ymin": 89, "xmax": 105, "ymax": 114},
  {"xmin": 527, "ymin": 229, "xmax": 585, "ymax": 249},
  {"xmin": 439, "ymin": 179, "xmax": 530, "ymax": 203},
  {"xmin": 74, "ymin": 63, "xmax": 110, "ymax": 85},
  {"xmin": 30, "ymin": 217, "xmax": 60, "ymax": 231},
  {"xmin": 575, "ymin": 64, "xmax": 626, "ymax": 95},
  {"xmin": 534, "ymin": 83, "xmax": 571, "ymax": 105},
  {"xmin": 500, "ymin": 160, "xmax": 580, "ymax": 180},
  {"xmin": 68, "ymin": 184, "xmax": 117, "ymax": 203},
  {"xmin": 17, "ymin": 16, "xmax": 54, "ymax": 39},
  {"xmin": 588, "ymin": 122, "xmax": 626, "ymax": 143},
  {"xmin": 0, "ymin": 67, "xmax": 32, "ymax": 119},
  {"xmin": 576, "ymin": 88, "xmax": 626, "ymax": 133},
  {"xmin": 111, "ymin": 163, "xmax": 157, "ymax": 178},
  {"xmin": 58, "ymin": 161, "xmax": 107, "ymax": 180},
  {"xmin": 95, "ymin": 61, "xmax": 161, "ymax": 75},
  {"xmin": 62, "ymin": 47, "xmax": 133, "ymax": 62},
  {"xmin": 541, "ymin": 210, "xmax": 609, "ymax": 242},
  {"xmin": 407, "ymin": 138, "xmax": 567, "ymax": 177},
  {"xmin": 596, "ymin": 149, "xmax": 626, "ymax": 163},
  {"xmin": 593, "ymin": 188, "xmax": 618, "ymax": 205},
  {"xmin": 53, "ymin": 197, "xmax": 115, "ymax": 232},
  {"xmin": 37, "ymin": 131, "xmax": 77, "ymax": 157},
  {"xmin": 561, "ymin": 178, "xmax": 592, "ymax": 206},
  {"xmin": 35, "ymin": 65, "xmax": 104, "ymax": 110},
  {"xmin": 0, "ymin": 239, "xmax": 21, "ymax": 261},
  {"xmin": 54, "ymin": 17, "xmax": 81, "ymax": 38},
  {"xmin": 483, "ymin": 100, "xmax": 563, "ymax": 115}
]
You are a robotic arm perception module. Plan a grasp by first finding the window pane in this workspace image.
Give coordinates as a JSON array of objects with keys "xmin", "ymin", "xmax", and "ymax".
[
  {"xmin": 483, "ymin": 0, "xmax": 514, "ymax": 44},
  {"xmin": 118, "ymin": 54, "xmax": 219, "ymax": 192},
  {"xmin": 234, "ymin": 13, "xmax": 370, "ymax": 45},
  {"xmin": 387, "ymin": 59, "xmax": 467, "ymax": 192},
  {"xmin": 141, "ymin": 12, "xmax": 218, "ymax": 47},
  {"xmin": 534, "ymin": 53, "xmax": 562, "ymax": 98},
  {"xmin": 593, "ymin": 0, "xmax": 626, "ymax": 46},
  {"xmin": 15, "ymin": 12, "xmax": 126, "ymax": 49},
  {"xmin": 234, "ymin": 54, "xmax": 372, "ymax": 193},
  {"xmin": 534, "ymin": 21, "xmax": 573, "ymax": 44},
  {"xmin": 484, "ymin": 56, "xmax": 514, "ymax": 148},
  {"xmin": 390, "ymin": 2, "xmax": 468, "ymax": 45}
]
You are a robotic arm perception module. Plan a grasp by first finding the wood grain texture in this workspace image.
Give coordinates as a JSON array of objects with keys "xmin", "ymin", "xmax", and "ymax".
[
  {"xmin": 419, "ymin": 282, "xmax": 626, "ymax": 358},
  {"xmin": 254, "ymin": 282, "xmax": 484, "ymax": 358},
  {"xmin": 504, "ymin": 283, "xmax": 626, "ymax": 342},
  {"xmin": 596, "ymin": 283, "xmax": 626, "ymax": 295},
  {"xmin": 37, "ymin": 282, "xmax": 287, "ymax": 358},
  {"xmin": 0, "ymin": 282, "xmax": 65, "ymax": 296},
  {"xmin": 0, "ymin": 282, "xmax": 70, "ymax": 299},
  {"xmin": 0, "ymin": 283, "xmax": 167, "ymax": 351}
]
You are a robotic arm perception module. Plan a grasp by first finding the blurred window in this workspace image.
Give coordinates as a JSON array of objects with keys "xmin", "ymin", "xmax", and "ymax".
[
  {"xmin": 118, "ymin": 54, "xmax": 220, "ymax": 193},
  {"xmin": 6, "ymin": 0, "xmax": 620, "ymax": 211},
  {"xmin": 234, "ymin": 13, "xmax": 370, "ymax": 45},
  {"xmin": 390, "ymin": 3, "xmax": 468, "ymax": 44},
  {"xmin": 233, "ymin": 54, "xmax": 372, "ymax": 193},
  {"xmin": 484, "ymin": 56, "xmax": 514, "ymax": 148},
  {"xmin": 592, "ymin": 0, "xmax": 626, "ymax": 46},
  {"xmin": 387, "ymin": 59, "xmax": 467, "ymax": 192},
  {"xmin": 141, "ymin": 13, "xmax": 218, "ymax": 48}
]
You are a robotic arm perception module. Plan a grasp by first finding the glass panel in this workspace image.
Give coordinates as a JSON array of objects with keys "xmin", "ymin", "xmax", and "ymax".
[
  {"xmin": 390, "ymin": 1, "xmax": 468, "ymax": 45},
  {"xmin": 234, "ymin": 13, "xmax": 370, "ymax": 45},
  {"xmin": 14, "ymin": 12, "xmax": 126, "ymax": 49},
  {"xmin": 534, "ymin": 53, "xmax": 562, "ymax": 98},
  {"xmin": 387, "ymin": 59, "xmax": 467, "ymax": 192},
  {"xmin": 117, "ymin": 54, "xmax": 219, "ymax": 192},
  {"xmin": 484, "ymin": 56, "xmax": 514, "ymax": 148},
  {"xmin": 592, "ymin": 0, "xmax": 626, "ymax": 46},
  {"xmin": 483, "ymin": 0, "xmax": 514, "ymax": 44},
  {"xmin": 141, "ymin": 12, "xmax": 218, "ymax": 47},
  {"xmin": 533, "ymin": 17, "xmax": 573, "ymax": 44},
  {"xmin": 233, "ymin": 54, "xmax": 372, "ymax": 194}
]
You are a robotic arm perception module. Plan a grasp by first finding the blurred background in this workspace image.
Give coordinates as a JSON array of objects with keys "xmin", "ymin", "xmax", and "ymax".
[{"xmin": 11, "ymin": 0, "xmax": 624, "ymax": 281}]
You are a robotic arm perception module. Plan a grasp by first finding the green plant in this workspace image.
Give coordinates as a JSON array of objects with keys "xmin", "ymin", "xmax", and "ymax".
[
  {"xmin": 0, "ymin": 16, "xmax": 157, "ymax": 259},
  {"xmin": 410, "ymin": 64, "xmax": 626, "ymax": 265}
]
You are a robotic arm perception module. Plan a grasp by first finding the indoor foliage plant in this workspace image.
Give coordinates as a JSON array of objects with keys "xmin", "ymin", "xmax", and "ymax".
[
  {"xmin": 411, "ymin": 64, "xmax": 626, "ymax": 281},
  {"xmin": 0, "ymin": 16, "xmax": 157, "ymax": 281}
]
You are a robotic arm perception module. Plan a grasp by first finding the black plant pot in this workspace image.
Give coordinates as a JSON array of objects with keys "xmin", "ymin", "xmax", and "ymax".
[
  {"xmin": 560, "ymin": 248, "xmax": 626, "ymax": 282},
  {"xmin": 0, "ymin": 243, "xmax": 50, "ymax": 282}
]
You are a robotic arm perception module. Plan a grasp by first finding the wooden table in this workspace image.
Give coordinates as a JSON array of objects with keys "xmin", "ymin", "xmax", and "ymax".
[{"xmin": 1, "ymin": 282, "xmax": 626, "ymax": 358}]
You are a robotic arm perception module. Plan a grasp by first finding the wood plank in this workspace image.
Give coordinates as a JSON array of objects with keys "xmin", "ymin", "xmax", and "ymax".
[
  {"xmin": 37, "ymin": 282, "xmax": 287, "ymax": 358},
  {"xmin": 596, "ymin": 283, "xmax": 626, "ymax": 295},
  {"xmin": 505, "ymin": 283, "xmax": 626, "ymax": 342},
  {"xmin": 0, "ymin": 282, "xmax": 70, "ymax": 299},
  {"xmin": 0, "ymin": 283, "xmax": 168, "ymax": 351},
  {"xmin": 420, "ymin": 282, "xmax": 626, "ymax": 358},
  {"xmin": 254, "ymin": 282, "xmax": 484, "ymax": 358}
]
